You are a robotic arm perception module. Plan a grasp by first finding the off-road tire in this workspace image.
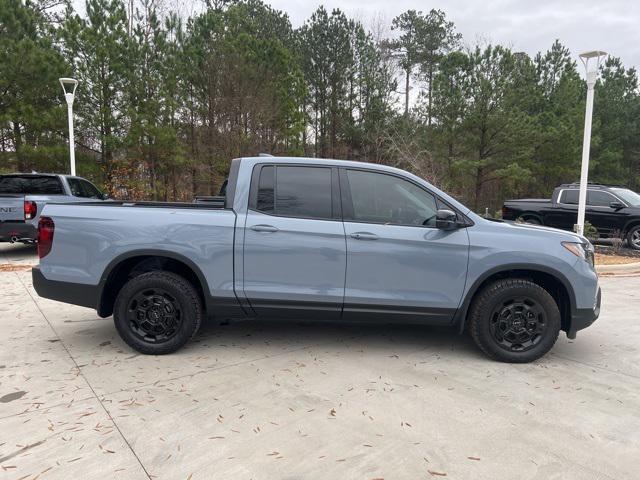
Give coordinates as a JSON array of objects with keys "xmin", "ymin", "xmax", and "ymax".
[
  {"xmin": 469, "ymin": 278, "xmax": 560, "ymax": 363},
  {"xmin": 113, "ymin": 271, "xmax": 202, "ymax": 355}
]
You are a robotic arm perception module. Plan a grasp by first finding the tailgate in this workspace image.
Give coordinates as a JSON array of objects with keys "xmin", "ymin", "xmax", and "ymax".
[{"xmin": 0, "ymin": 195, "xmax": 24, "ymax": 222}]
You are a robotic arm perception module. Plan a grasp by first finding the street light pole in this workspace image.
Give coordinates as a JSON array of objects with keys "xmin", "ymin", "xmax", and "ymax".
[
  {"xmin": 575, "ymin": 51, "xmax": 607, "ymax": 236},
  {"xmin": 59, "ymin": 78, "xmax": 78, "ymax": 176}
]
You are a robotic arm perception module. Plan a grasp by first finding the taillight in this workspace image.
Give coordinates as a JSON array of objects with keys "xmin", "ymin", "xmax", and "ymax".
[
  {"xmin": 38, "ymin": 217, "xmax": 55, "ymax": 259},
  {"xmin": 24, "ymin": 200, "xmax": 37, "ymax": 220}
]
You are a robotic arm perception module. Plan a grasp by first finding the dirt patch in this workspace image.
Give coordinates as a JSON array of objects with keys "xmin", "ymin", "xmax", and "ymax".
[
  {"xmin": 595, "ymin": 253, "xmax": 640, "ymax": 265},
  {"xmin": 0, "ymin": 264, "xmax": 33, "ymax": 272}
]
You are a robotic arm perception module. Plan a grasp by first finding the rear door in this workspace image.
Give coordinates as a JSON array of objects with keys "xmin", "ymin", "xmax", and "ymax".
[
  {"xmin": 546, "ymin": 189, "xmax": 579, "ymax": 231},
  {"xmin": 242, "ymin": 164, "xmax": 346, "ymax": 318},
  {"xmin": 340, "ymin": 168, "xmax": 469, "ymax": 324}
]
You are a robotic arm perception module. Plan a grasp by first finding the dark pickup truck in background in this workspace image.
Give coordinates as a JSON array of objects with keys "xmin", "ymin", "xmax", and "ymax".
[{"xmin": 502, "ymin": 183, "xmax": 640, "ymax": 250}]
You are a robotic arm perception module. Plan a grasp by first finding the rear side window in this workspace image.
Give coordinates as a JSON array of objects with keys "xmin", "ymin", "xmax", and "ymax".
[
  {"xmin": 0, "ymin": 176, "xmax": 63, "ymax": 194},
  {"xmin": 256, "ymin": 166, "xmax": 274, "ymax": 212},
  {"xmin": 68, "ymin": 178, "xmax": 103, "ymax": 199},
  {"xmin": 560, "ymin": 190, "xmax": 579, "ymax": 204},
  {"xmin": 254, "ymin": 165, "xmax": 333, "ymax": 220}
]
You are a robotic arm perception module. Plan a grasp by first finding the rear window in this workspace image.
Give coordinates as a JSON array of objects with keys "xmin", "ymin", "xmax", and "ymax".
[{"xmin": 0, "ymin": 176, "xmax": 64, "ymax": 195}]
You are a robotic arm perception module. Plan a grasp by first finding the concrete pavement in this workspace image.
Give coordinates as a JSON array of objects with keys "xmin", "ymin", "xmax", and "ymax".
[{"xmin": 1, "ymin": 243, "xmax": 639, "ymax": 480}]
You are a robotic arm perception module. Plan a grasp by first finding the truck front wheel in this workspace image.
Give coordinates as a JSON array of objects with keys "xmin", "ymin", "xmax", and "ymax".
[
  {"xmin": 468, "ymin": 279, "xmax": 560, "ymax": 363},
  {"xmin": 113, "ymin": 271, "xmax": 202, "ymax": 355}
]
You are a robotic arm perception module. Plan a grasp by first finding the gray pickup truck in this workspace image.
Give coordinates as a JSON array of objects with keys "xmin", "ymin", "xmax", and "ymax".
[
  {"xmin": 32, "ymin": 157, "xmax": 601, "ymax": 363},
  {"xmin": 0, "ymin": 173, "xmax": 107, "ymax": 242}
]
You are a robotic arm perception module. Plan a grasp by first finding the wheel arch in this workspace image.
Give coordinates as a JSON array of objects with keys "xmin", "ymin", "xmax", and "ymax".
[
  {"xmin": 622, "ymin": 220, "xmax": 640, "ymax": 237},
  {"xmin": 456, "ymin": 264, "xmax": 576, "ymax": 334},
  {"xmin": 516, "ymin": 211, "xmax": 543, "ymax": 223},
  {"xmin": 97, "ymin": 250, "xmax": 210, "ymax": 318}
]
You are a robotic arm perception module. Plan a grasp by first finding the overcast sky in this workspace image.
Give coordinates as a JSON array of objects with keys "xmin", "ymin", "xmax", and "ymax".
[{"xmin": 267, "ymin": 0, "xmax": 640, "ymax": 70}]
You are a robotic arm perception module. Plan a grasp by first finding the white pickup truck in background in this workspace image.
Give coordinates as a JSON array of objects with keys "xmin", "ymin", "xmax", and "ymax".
[{"xmin": 0, "ymin": 173, "xmax": 108, "ymax": 243}]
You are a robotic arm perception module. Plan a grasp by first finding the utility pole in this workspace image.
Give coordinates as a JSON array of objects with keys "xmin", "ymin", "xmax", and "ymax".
[
  {"xmin": 575, "ymin": 51, "xmax": 607, "ymax": 236},
  {"xmin": 59, "ymin": 78, "xmax": 78, "ymax": 176}
]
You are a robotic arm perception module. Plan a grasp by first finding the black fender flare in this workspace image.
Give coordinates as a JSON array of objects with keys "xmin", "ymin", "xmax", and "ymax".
[
  {"xmin": 455, "ymin": 263, "xmax": 577, "ymax": 333},
  {"xmin": 96, "ymin": 249, "xmax": 213, "ymax": 317}
]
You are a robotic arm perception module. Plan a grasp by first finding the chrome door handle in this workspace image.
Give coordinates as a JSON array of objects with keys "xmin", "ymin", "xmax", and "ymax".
[
  {"xmin": 350, "ymin": 232, "xmax": 378, "ymax": 240},
  {"xmin": 250, "ymin": 224, "xmax": 279, "ymax": 233}
]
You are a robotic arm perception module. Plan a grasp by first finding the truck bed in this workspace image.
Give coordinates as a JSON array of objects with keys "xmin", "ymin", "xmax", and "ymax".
[
  {"xmin": 504, "ymin": 198, "xmax": 550, "ymax": 204},
  {"xmin": 49, "ymin": 200, "xmax": 228, "ymax": 210}
]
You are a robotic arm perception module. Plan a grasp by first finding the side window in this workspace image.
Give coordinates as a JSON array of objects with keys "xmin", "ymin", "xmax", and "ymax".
[
  {"xmin": 561, "ymin": 190, "xmax": 579, "ymax": 204},
  {"xmin": 254, "ymin": 165, "xmax": 333, "ymax": 220},
  {"xmin": 79, "ymin": 179, "xmax": 103, "ymax": 199},
  {"xmin": 256, "ymin": 166, "xmax": 274, "ymax": 213},
  {"xmin": 345, "ymin": 169, "xmax": 439, "ymax": 227},
  {"xmin": 67, "ymin": 178, "xmax": 84, "ymax": 197},
  {"xmin": 275, "ymin": 166, "xmax": 332, "ymax": 219},
  {"xmin": 587, "ymin": 190, "xmax": 616, "ymax": 207},
  {"xmin": 68, "ymin": 178, "xmax": 102, "ymax": 199}
]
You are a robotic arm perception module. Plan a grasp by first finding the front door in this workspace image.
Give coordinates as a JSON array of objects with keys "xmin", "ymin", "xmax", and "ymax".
[
  {"xmin": 242, "ymin": 164, "xmax": 346, "ymax": 318},
  {"xmin": 585, "ymin": 189, "xmax": 627, "ymax": 235},
  {"xmin": 339, "ymin": 168, "xmax": 469, "ymax": 324}
]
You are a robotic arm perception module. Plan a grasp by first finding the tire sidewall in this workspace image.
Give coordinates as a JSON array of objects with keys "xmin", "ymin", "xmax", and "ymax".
[
  {"xmin": 627, "ymin": 226, "xmax": 640, "ymax": 250},
  {"xmin": 472, "ymin": 281, "xmax": 560, "ymax": 363},
  {"xmin": 114, "ymin": 272, "xmax": 201, "ymax": 355}
]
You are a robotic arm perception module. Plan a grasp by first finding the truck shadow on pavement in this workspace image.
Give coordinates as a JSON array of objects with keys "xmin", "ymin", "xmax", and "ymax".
[
  {"xmin": 0, "ymin": 243, "xmax": 36, "ymax": 262},
  {"xmin": 66, "ymin": 316, "xmax": 484, "ymax": 362}
]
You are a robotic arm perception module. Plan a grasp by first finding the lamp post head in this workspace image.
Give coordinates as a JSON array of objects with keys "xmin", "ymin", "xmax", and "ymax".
[
  {"xmin": 579, "ymin": 51, "xmax": 607, "ymax": 88},
  {"xmin": 59, "ymin": 78, "xmax": 78, "ymax": 106}
]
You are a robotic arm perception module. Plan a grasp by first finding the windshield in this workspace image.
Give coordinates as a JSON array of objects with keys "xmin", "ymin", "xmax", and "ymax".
[{"xmin": 610, "ymin": 188, "xmax": 640, "ymax": 207}]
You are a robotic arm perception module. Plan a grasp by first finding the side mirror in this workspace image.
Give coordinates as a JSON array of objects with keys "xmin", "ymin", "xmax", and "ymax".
[
  {"xmin": 435, "ymin": 209, "xmax": 458, "ymax": 230},
  {"xmin": 609, "ymin": 201, "xmax": 624, "ymax": 210}
]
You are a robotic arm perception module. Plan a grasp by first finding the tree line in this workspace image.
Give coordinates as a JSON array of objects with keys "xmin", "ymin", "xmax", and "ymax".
[{"xmin": 2, "ymin": 0, "xmax": 639, "ymax": 211}]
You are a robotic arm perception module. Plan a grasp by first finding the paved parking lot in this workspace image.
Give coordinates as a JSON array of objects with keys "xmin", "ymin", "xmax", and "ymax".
[{"xmin": 1, "ymin": 243, "xmax": 639, "ymax": 480}]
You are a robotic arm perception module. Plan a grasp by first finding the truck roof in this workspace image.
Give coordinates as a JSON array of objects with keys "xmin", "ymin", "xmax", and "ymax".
[
  {"xmin": 0, "ymin": 172, "xmax": 73, "ymax": 178},
  {"xmin": 558, "ymin": 182, "xmax": 626, "ymax": 189}
]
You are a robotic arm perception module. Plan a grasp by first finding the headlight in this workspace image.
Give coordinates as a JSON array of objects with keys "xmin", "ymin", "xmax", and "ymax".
[{"xmin": 562, "ymin": 241, "xmax": 595, "ymax": 267}]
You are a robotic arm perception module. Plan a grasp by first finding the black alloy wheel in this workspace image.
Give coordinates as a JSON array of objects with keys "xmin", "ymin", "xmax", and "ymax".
[
  {"xmin": 469, "ymin": 278, "xmax": 560, "ymax": 363},
  {"xmin": 489, "ymin": 297, "xmax": 547, "ymax": 352},
  {"xmin": 127, "ymin": 287, "xmax": 182, "ymax": 343},
  {"xmin": 114, "ymin": 271, "xmax": 202, "ymax": 355}
]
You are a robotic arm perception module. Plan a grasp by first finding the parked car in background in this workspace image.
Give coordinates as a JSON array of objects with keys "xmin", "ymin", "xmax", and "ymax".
[
  {"xmin": 0, "ymin": 173, "xmax": 108, "ymax": 243},
  {"xmin": 32, "ymin": 157, "xmax": 600, "ymax": 363},
  {"xmin": 502, "ymin": 183, "xmax": 640, "ymax": 249}
]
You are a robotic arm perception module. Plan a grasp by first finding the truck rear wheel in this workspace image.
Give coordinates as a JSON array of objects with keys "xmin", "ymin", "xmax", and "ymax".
[
  {"xmin": 468, "ymin": 279, "xmax": 560, "ymax": 363},
  {"xmin": 113, "ymin": 271, "xmax": 202, "ymax": 355}
]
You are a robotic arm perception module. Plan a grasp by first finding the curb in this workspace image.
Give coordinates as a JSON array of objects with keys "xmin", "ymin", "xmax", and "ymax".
[{"xmin": 596, "ymin": 261, "xmax": 640, "ymax": 274}]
